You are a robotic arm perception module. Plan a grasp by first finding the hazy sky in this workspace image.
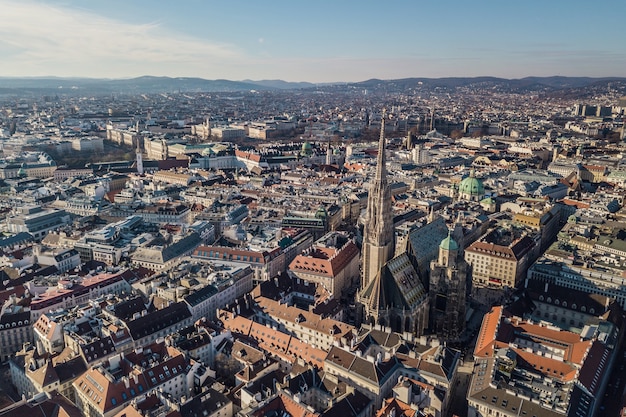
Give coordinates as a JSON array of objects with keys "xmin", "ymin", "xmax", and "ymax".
[{"xmin": 1, "ymin": 0, "xmax": 625, "ymax": 83}]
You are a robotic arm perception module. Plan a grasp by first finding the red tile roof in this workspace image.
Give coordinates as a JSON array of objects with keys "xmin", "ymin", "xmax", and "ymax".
[
  {"xmin": 220, "ymin": 310, "xmax": 327, "ymax": 368},
  {"xmin": 474, "ymin": 307, "xmax": 595, "ymax": 384},
  {"xmin": 252, "ymin": 393, "xmax": 318, "ymax": 417},
  {"xmin": 474, "ymin": 306, "xmax": 502, "ymax": 358},
  {"xmin": 289, "ymin": 241, "xmax": 358, "ymax": 278}
]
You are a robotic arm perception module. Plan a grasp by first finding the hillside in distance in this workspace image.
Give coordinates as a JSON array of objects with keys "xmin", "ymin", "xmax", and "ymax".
[
  {"xmin": 350, "ymin": 76, "xmax": 626, "ymax": 96},
  {"xmin": 0, "ymin": 75, "xmax": 624, "ymax": 96},
  {"xmin": 0, "ymin": 76, "xmax": 312, "ymax": 95}
]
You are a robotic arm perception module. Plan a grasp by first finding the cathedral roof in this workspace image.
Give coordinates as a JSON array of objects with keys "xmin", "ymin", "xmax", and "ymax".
[{"xmin": 361, "ymin": 253, "xmax": 427, "ymax": 313}]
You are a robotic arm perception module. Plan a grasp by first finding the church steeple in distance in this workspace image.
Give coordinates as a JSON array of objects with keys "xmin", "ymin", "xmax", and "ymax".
[{"xmin": 361, "ymin": 109, "xmax": 395, "ymax": 291}]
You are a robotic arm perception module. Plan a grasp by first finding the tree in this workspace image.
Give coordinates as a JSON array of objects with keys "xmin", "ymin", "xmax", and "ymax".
[{"xmin": 450, "ymin": 129, "xmax": 465, "ymax": 140}]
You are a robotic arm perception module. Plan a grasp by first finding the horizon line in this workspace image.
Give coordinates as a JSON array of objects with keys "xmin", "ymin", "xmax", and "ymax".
[{"xmin": 1, "ymin": 74, "xmax": 626, "ymax": 85}]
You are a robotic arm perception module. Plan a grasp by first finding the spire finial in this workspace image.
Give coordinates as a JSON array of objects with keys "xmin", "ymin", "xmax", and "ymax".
[{"xmin": 375, "ymin": 109, "xmax": 387, "ymax": 182}]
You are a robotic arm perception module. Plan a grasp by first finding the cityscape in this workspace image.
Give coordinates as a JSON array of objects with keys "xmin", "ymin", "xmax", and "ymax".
[
  {"xmin": 0, "ymin": 75, "xmax": 624, "ymax": 417},
  {"xmin": 1, "ymin": 2, "xmax": 626, "ymax": 417}
]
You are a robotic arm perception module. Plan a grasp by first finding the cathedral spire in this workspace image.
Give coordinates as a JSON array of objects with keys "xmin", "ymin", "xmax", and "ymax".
[
  {"xmin": 360, "ymin": 109, "xmax": 395, "ymax": 290},
  {"xmin": 358, "ymin": 110, "xmax": 430, "ymax": 335},
  {"xmin": 366, "ymin": 109, "xmax": 394, "ymax": 247},
  {"xmin": 375, "ymin": 110, "xmax": 388, "ymax": 184}
]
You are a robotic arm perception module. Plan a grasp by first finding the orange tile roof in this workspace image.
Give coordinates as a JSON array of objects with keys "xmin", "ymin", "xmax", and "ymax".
[
  {"xmin": 74, "ymin": 345, "xmax": 188, "ymax": 414},
  {"xmin": 220, "ymin": 311, "xmax": 327, "ymax": 369},
  {"xmin": 255, "ymin": 296, "xmax": 353, "ymax": 339},
  {"xmin": 474, "ymin": 307, "xmax": 595, "ymax": 386},
  {"xmin": 512, "ymin": 347, "xmax": 577, "ymax": 382},
  {"xmin": 289, "ymin": 241, "xmax": 359, "ymax": 278},
  {"xmin": 474, "ymin": 306, "xmax": 502, "ymax": 358},
  {"xmin": 466, "ymin": 242, "xmax": 515, "ymax": 259},
  {"xmin": 252, "ymin": 393, "xmax": 319, "ymax": 417},
  {"xmin": 221, "ymin": 312, "xmax": 254, "ymax": 336},
  {"xmin": 376, "ymin": 398, "xmax": 415, "ymax": 417},
  {"xmin": 33, "ymin": 314, "xmax": 58, "ymax": 341},
  {"xmin": 287, "ymin": 337, "xmax": 327, "ymax": 368}
]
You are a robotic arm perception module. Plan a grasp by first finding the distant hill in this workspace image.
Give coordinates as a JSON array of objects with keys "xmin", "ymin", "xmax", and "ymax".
[
  {"xmin": 241, "ymin": 79, "xmax": 316, "ymax": 89},
  {"xmin": 0, "ymin": 75, "xmax": 624, "ymax": 96},
  {"xmin": 350, "ymin": 76, "xmax": 626, "ymax": 95},
  {"xmin": 0, "ymin": 76, "xmax": 314, "ymax": 95}
]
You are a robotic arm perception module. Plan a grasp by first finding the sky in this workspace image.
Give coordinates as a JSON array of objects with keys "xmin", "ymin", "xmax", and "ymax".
[{"xmin": 1, "ymin": 0, "xmax": 625, "ymax": 83}]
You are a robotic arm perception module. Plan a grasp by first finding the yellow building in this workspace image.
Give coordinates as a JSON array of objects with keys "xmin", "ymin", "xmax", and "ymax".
[{"xmin": 465, "ymin": 233, "xmax": 538, "ymax": 289}]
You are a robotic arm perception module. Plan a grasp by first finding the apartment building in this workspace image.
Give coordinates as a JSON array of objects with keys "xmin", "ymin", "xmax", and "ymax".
[{"xmin": 465, "ymin": 229, "xmax": 539, "ymax": 289}]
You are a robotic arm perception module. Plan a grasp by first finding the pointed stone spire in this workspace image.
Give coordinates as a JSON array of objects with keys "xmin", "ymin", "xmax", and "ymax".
[
  {"xmin": 360, "ymin": 109, "xmax": 395, "ymax": 291},
  {"xmin": 326, "ymin": 141, "xmax": 332, "ymax": 165},
  {"xmin": 366, "ymin": 110, "xmax": 394, "ymax": 246},
  {"xmin": 428, "ymin": 205, "xmax": 435, "ymax": 224}
]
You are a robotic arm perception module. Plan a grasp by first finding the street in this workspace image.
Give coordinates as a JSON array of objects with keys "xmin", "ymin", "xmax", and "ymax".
[
  {"xmin": 0, "ymin": 364, "xmax": 20, "ymax": 407},
  {"xmin": 598, "ymin": 349, "xmax": 626, "ymax": 417},
  {"xmin": 448, "ymin": 360, "xmax": 474, "ymax": 417},
  {"xmin": 447, "ymin": 306, "xmax": 484, "ymax": 417}
]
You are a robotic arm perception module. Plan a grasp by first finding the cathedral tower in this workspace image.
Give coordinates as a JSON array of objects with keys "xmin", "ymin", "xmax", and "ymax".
[
  {"xmin": 429, "ymin": 232, "xmax": 467, "ymax": 341},
  {"xmin": 357, "ymin": 112, "xmax": 429, "ymax": 335},
  {"xmin": 360, "ymin": 110, "xmax": 395, "ymax": 291}
]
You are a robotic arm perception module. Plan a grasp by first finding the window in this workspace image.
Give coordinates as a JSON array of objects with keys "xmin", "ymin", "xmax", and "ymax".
[
  {"xmin": 138, "ymin": 384, "xmax": 144, "ymax": 392},
  {"xmin": 111, "ymin": 398, "xmax": 117, "ymax": 406}
]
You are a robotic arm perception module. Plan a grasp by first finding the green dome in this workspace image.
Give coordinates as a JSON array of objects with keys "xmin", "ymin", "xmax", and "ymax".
[
  {"xmin": 315, "ymin": 205, "xmax": 328, "ymax": 219},
  {"xmin": 301, "ymin": 141, "xmax": 313, "ymax": 155},
  {"xmin": 459, "ymin": 172, "xmax": 484, "ymax": 198},
  {"xmin": 440, "ymin": 235, "xmax": 459, "ymax": 251}
]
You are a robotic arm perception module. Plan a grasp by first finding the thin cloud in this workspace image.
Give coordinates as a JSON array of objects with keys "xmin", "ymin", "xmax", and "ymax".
[{"xmin": 0, "ymin": 0, "xmax": 241, "ymax": 77}]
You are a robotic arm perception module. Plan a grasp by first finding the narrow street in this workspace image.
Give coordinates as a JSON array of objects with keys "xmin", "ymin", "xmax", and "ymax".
[
  {"xmin": 447, "ymin": 306, "xmax": 484, "ymax": 417},
  {"xmin": 598, "ymin": 350, "xmax": 626, "ymax": 416},
  {"xmin": 0, "ymin": 364, "xmax": 20, "ymax": 405},
  {"xmin": 448, "ymin": 360, "xmax": 474, "ymax": 417}
]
